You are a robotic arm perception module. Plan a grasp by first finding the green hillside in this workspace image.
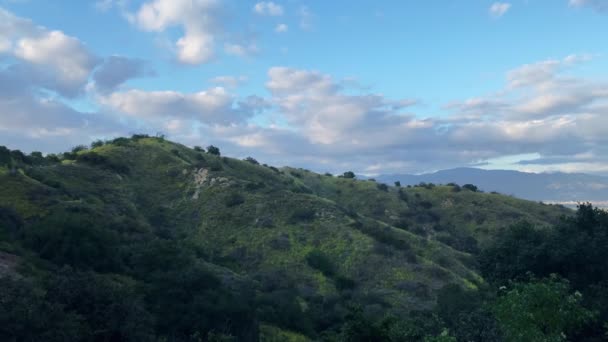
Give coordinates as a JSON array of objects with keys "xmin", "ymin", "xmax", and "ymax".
[{"xmin": 0, "ymin": 136, "xmax": 573, "ymax": 341}]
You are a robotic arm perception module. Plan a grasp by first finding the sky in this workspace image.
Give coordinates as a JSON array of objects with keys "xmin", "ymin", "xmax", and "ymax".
[{"xmin": 1, "ymin": 0, "xmax": 608, "ymax": 175}]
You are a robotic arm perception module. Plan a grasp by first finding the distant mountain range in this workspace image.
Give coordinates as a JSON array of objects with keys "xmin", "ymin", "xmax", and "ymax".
[{"xmin": 376, "ymin": 168, "xmax": 608, "ymax": 207}]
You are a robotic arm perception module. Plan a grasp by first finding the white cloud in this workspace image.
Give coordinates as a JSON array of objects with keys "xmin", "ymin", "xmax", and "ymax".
[
  {"xmin": 489, "ymin": 2, "xmax": 512, "ymax": 17},
  {"xmin": 130, "ymin": 0, "xmax": 220, "ymax": 64},
  {"xmin": 275, "ymin": 23, "xmax": 288, "ymax": 33},
  {"xmin": 99, "ymin": 87, "xmax": 263, "ymax": 125},
  {"xmin": 253, "ymin": 2, "xmax": 284, "ymax": 16},
  {"xmin": 0, "ymin": 8, "xmax": 99, "ymax": 97},
  {"xmin": 224, "ymin": 42, "xmax": 259, "ymax": 57},
  {"xmin": 569, "ymin": 0, "xmax": 608, "ymax": 12},
  {"xmin": 14, "ymin": 31, "xmax": 98, "ymax": 93}
]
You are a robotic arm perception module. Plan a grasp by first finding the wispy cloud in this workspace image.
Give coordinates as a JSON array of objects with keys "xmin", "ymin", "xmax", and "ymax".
[{"xmin": 489, "ymin": 2, "xmax": 512, "ymax": 17}]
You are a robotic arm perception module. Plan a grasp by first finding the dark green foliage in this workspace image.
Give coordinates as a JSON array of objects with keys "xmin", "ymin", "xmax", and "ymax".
[
  {"xmin": 22, "ymin": 210, "xmax": 122, "ymax": 272},
  {"xmin": 306, "ymin": 249, "xmax": 335, "ymax": 277},
  {"xmin": 45, "ymin": 269, "xmax": 155, "ymax": 342},
  {"xmin": 110, "ymin": 137, "xmax": 131, "ymax": 146},
  {"xmin": 0, "ymin": 145, "xmax": 11, "ymax": 166},
  {"xmin": 71, "ymin": 145, "xmax": 88, "ymax": 154},
  {"xmin": 479, "ymin": 222, "xmax": 551, "ymax": 284},
  {"xmin": 193, "ymin": 145, "xmax": 204, "ymax": 152},
  {"xmin": 342, "ymin": 171, "xmax": 355, "ymax": 179},
  {"xmin": 225, "ymin": 192, "xmax": 245, "ymax": 207},
  {"xmin": 463, "ymin": 184, "xmax": 478, "ymax": 192},
  {"xmin": 397, "ymin": 188, "xmax": 408, "ymax": 202},
  {"xmin": 131, "ymin": 133, "xmax": 150, "ymax": 140},
  {"xmin": 76, "ymin": 151, "xmax": 130, "ymax": 174},
  {"xmin": 394, "ymin": 181, "xmax": 401, "ymax": 187},
  {"xmin": 0, "ymin": 206, "xmax": 23, "ymax": 239},
  {"xmin": 90, "ymin": 139, "xmax": 104, "ymax": 148},
  {"xmin": 478, "ymin": 204, "xmax": 608, "ymax": 341},
  {"xmin": 493, "ymin": 276, "xmax": 595, "ymax": 342},
  {"xmin": 289, "ymin": 207, "xmax": 316, "ymax": 223},
  {"xmin": 377, "ymin": 183, "xmax": 389, "ymax": 192},
  {"xmin": 207, "ymin": 145, "xmax": 221, "ymax": 156},
  {"xmin": 335, "ymin": 276, "xmax": 356, "ymax": 291},
  {"xmin": 45, "ymin": 154, "xmax": 60, "ymax": 163},
  {"xmin": 0, "ymin": 276, "xmax": 83, "ymax": 341},
  {"xmin": 245, "ymin": 157, "xmax": 259, "ymax": 165}
]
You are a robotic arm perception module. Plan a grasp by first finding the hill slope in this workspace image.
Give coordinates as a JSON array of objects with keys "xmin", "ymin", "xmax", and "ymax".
[
  {"xmin": 0, "ymin": 137, "xmax": 571, "ymax": 340},
  {"xmin": 377, "ymin": 167, "xmax": 608, "ymax": 206}
]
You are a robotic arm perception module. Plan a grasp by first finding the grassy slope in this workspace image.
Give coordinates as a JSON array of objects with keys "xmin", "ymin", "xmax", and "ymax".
[{"xmin": 0, "ymin": 137, "xmax": 571, "ymax": 331}]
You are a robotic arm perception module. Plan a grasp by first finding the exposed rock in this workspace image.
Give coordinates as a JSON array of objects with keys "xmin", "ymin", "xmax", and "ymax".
[{"xmin": 192, "ymin": 168, "xmax": 236, "ymax": 199}]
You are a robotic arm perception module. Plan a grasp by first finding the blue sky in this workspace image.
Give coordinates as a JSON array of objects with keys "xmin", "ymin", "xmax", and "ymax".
[{"xmin": 1, "ymin": 0, "xmax": 608, "ymax": 175}]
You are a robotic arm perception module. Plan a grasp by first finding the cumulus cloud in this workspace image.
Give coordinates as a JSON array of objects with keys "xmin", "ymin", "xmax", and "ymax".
[
  {"xmin": 489, "ymin": 2, "xmax": 512, "ymax": 17},
  {"xmin": 99, "ymin": 87, "xmax": 266, "ymax": 125},
  {"xmin": 253, "ymin": 2, "xmax": 284, "ymax": 16},
  {"xmin": 224, "ymin": 42, "xmax": 259, "ymax": 57},
  {"xmin": 129, "ymin": 0, "xmax": 221, "ymax": 64},
  {"xmin": 569, "ymin": 0, "xmax": 608, "ymax": 12},
  {"xmin": 0, "ymin": 8, "xmax": 99, "ymax": 97}
]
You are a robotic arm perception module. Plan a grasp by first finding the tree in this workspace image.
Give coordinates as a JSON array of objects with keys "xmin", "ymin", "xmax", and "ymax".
[
  {"xmin": 493, "ymin": 276, "xmax": 595, "ymax": 342},
  {"xmin": 463, "ymin": 184, "xmax": 478, "ymax": 192},
  {"xmin": 91, "ymin": 140, "xmax": 104, "ymax": 148},
  {"xmin": 394, "ymin": 181, "xmax": 401, "ymax": 187},
  {"xmin": 245, "ymin": 157, "xmax": 259, "ymax": 165},
  {"xmin": 342, "ymin": 171, "xmax": 355, "ymax": 179},
  {"xmin": 207, "ymin": 145, "xmax": 221, "ymax": 156}
]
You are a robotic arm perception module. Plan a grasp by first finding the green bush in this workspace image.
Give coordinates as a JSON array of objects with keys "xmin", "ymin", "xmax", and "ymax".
[
  {"xmin": 342, "ymin": 171, "xmax": 356, "ymax": 179},
  {"xmin": 207, "ymin": 145, "xmax": 221, "ymax": 156},
  {"xmin": 462, "ymin": 184, "xmax": 478, "ymax": 192},
  {"xmin": 225, "ymin": 192, "xmax": 245, "ymax": 207},
  {"xmin": 289, "ymin": 207, "xmax": 315, "ymax": 223},
  {"xmin": 306, "ymin": 249, "xmax": 335, "ymax": 276}
]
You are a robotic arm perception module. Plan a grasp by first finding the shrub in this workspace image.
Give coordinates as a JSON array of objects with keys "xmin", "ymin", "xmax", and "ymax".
[
  {"xmin": 207, "ymin": 145, "xmax": 221, "ymax": 156},
  {"xmin": 394, "ymin": 181, "xmax": 401, "ymax": 187},
  {"xmin": 462, "ymin": 184, "xmax": 478, "ymax": 192},
  {"xmin": 324, "ymin": 172, "xmax": 333, "ymax": 177},
  {"xmin": 306, "ymin": 250, "xmax": 335, "ymax": 276},
  {"xmin": 224, "ymin": 192, "xmax": 245, "ymax": 207},
  {"xmin": 335, "ymin": 276, "xmax": 356, "ymax": 291},
  {"xmin": 289, "ymin": 207, "xmax": 315, "ymax": 223},
  {"xmin": 377, "ymin": 183, "xmax": 389, "ymax": 192},
  {"xmin": 0, "ymin": 146, "xmax": 12, "ymax": 166},
  {"xmin": 193, "ymin": 146, "xmax": 204, "ymax": 152},
  {"xmin": 244, "ymin": 157, "xmax": 259, "ymax": 165},
  {"xmin": 342, "ymin": 171, "xmax": 356, "ymax": 179},
  {"xmin": 131, "ymin": 134, "xmax": 150, "ymax": 140},
  {"xmin": 110, "ymin": 137, "xmax": 130, "ymax": 146},
  {"xmin": 90, "ymin": 140, "xmax": 104, "ymax": 148},
  {"xmin": 76, "ymin": 152, "xmax": 130, "ymax": 174},
  {"xmin": 398, "ymin": 189, "xmax": 409, "ymax": 202},
  {"xmin": 71, "ymin": 145, "xmax": 88, "ymax": 154}
]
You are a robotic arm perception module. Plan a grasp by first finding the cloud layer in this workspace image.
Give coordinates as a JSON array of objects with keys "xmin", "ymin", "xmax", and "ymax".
[{"xmin": 2, "ymin": 5, "xmax": 608, "ymax": 175}]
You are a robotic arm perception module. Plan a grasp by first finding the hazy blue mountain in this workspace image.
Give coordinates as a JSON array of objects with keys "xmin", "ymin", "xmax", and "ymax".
[{"xmin": 376, "ymin": 168, "xmax": 608, "ymax": 205}]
